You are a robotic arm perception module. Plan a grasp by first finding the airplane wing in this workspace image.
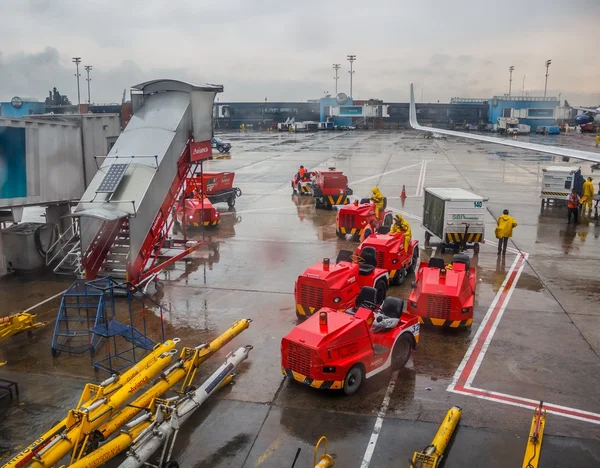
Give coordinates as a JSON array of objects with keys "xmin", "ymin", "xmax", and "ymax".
[
  {"xmin": 572, "ymin": 107, "xmax": 599, "ymax": 114},
  {"xmin": 409, "ymin": 83, "xmax": 600, "ymax": 164}
]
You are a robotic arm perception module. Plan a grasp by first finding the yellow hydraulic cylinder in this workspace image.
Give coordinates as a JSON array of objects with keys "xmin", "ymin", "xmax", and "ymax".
[
  {"xmin": 3, "ymin": 339, "xmax": 178, "ymax": 468},
  {"xmin": 411, "ymin": 406, "xmax": 462, "ymax": 468},
  {"xmin": 0, "ymin": 312, "xmax": 44, "ymax": 340},
  {"xmin": 522, "ymin": 402, "xmax": 546, "ymax": 468},
  {"xmin": 33, "ymin": 350, "xmax": 175, "ymax": 467},
  {"xmin": 95, "ymin": 319, "xmax": 251, "ymax": 441},
  {"xmin": 69, "ymin": 374, "xmax": 236, "ymax": 468}
]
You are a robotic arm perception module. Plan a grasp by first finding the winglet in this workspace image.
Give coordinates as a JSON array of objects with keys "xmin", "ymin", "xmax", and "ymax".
[{"xmin": 409, "ymin": 83, "xmax": 419, "ymax": 129}]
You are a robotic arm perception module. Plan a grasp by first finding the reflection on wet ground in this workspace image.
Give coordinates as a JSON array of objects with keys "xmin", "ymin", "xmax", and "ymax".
[{"xmin": 1, "ymin": 130, "xmax": 600, "ymax": 467}]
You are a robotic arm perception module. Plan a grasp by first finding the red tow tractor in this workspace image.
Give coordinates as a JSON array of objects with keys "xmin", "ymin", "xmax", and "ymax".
[
  {"xmin": 356, "ymin": 229, "xmax": 420, "ymax": 286},
  {"xmin": 312, "ymin": 168, "xmax": 353, "ymax": 209},
  {"xmin": 282, "ymin": 289, "xmax": 420, "ymax": 395},
  {"xmin": 407, "ymin": 253, "xmax": 476, "ymax": 328},
  {"xmin": 177, "ymin": 197, "xmax": 220, "ymax": 228},
  {"xmin": 294, "ymin": 251, "xmax": 388, "ymax": 319},
  {"xmin": 336, "ymin": 198, "xmax": 393, "ymax": 241},
  {"xmin": 291, "ymin": 171, "xmax": 315, "ymax": 196}
]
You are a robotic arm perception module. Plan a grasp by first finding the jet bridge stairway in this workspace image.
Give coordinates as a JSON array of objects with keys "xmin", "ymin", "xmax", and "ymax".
[{"xmin": 73, "ymin": 79, "xmax": 223, "ymax": 286}]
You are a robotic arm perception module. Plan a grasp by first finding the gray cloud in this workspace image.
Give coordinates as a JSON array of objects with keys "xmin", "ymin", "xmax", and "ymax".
[{"xmin": 0, "ymin": 0, "xmax": 598, "ymax": 105}]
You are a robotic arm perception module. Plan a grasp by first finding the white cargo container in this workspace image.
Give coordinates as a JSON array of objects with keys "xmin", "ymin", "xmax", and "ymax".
[
  {"xmin": 422, "ymin": 188, "xmax": 488, "ymax": 254},
  {"xmin": 540, "ymin": 166, "xmax": 583, "ymax": 207}
]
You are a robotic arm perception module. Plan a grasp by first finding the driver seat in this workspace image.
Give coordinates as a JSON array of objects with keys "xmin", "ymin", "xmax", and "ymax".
[
  {"xmin": 380, "ymin": 297, "xmax": 404, "ymax": 319},
  {"xmin": 452, "ymin": 253, "xmax": 470, "ymax": 273},
  {"xmin": 358, "ymin": 247, "xmax": 377, "ymax": 275},
  {"xmin": 346, "ymin": 286, "xmax": 377, "ymax": 315}
]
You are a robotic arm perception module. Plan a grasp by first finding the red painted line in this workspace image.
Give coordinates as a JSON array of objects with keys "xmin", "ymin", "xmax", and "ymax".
[
  {"xmin": 456, "ymin": 254, "xmax": 526, "ymax": 388},
  {"xmin": 455, "ymin": 384, "xmax": 600, "ymax": 423}
]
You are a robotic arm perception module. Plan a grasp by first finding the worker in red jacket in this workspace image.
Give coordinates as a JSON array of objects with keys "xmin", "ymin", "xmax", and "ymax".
[{"xmin": 567, "ymin": 188, "xmax": 580, "ymax": 225}]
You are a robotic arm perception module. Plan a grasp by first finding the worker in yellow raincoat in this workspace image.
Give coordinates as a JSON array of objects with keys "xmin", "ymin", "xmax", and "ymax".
[
  {"xmin": 370, "ymin": 187, "xmax": 385, "ymax": 218},
  {"xmin": 495, "ymin": 209, "xmax": 518, "ymax": 256},
  {"xmin": 581, "ymin": 176, "xmax": 595, "ymax": 215},
  {"xmin": 389, "ymin": 214, "xmax": 412, "ymax": 251}
]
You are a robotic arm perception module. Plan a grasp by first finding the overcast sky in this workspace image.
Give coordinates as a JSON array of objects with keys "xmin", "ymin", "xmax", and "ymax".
[{"xmin": 0, "ymin": 0, "xmax": 598, "ymax": 105}]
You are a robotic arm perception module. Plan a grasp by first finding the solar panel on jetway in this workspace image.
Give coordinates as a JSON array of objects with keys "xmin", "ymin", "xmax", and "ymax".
[{"xmin": 96, "ymin": 163, "xmax": 129, "ymax": 194}]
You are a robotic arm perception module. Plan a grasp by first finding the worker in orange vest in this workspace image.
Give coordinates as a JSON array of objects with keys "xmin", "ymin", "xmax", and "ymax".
[
  {"xmin": 567, "ymin": 188, "xmax": 580, "ymax": 225},
  {"xmin": 299, "ymin": 165, "xmax": 307, "ymax": 179}
]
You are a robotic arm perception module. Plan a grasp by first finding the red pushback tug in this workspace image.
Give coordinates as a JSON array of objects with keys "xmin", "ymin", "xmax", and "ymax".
[
  {"xmin": 407, "ymin": 253, "xmax": 476, "ymax": 328},
  {"xmin": 177, "ymin": 197, "xmax": 220, "ymax": 228},
  {"xmin": 282, "ymin": 290, "xmax": 420, "ymax": 395},
  {"xmin": 294, "ymin": 251, "xmax": 388, "ymax": 319},
  {"xmin": 357, "ymin": 229, "xmax": 419, "ymax": 285},
  {"xmin": 336, "ymin": 198, "xmax": 393, "ymax": 241},
  {"xmin": 312, "ymin": 168, "xmax": 353, "ymax": 209},
  {"xmin": 291, "ymin": 171, "xmax": 315, "ymax": 196}
]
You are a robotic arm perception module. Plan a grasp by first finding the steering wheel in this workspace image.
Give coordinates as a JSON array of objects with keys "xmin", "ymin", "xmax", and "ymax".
[
  {"xmin": 359, "ymin": 300, "xmax": 378, "ymax": 310},
  {"xmin": 350, "ymin": 254, "xmax": 365, "ymax": 264}
]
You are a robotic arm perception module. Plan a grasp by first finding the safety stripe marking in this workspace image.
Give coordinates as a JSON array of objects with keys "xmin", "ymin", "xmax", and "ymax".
[
  {"xmin": 283, "ymin": 367, "xmax": 343, "ymax": 390},
  {"xmin": 418, "ymin": 317, "xmax": 472, "ymax": 328}
]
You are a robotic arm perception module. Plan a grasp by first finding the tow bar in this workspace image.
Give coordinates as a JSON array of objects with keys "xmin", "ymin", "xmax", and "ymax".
[
  {"xmin": 522, "ymin": 401, "xmax": 546, "ymax": 468},
  {"xmin": 410, "ymin": 406, "xmax": 462, "ymax": 467}
]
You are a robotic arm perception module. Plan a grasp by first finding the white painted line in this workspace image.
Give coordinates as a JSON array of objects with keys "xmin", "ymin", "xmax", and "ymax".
[
  {"xmin": 23, "ymin": 289, "xmax": 68, "ymax": 313},
  {"xmin": 350, "ymin": 162, "xmax": 422, "ymax": 185},
  {"xmin": 360, "ymin": 369, "xmax": 399, "ymax": 468},
  {"xmin": 415, "ymin": 160, "xmax": 427, "ymax": 197}
]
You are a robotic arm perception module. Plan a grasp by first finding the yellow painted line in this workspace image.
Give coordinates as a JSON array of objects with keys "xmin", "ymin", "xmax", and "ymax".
[{"xmin": 255, "ymin": 436, "xmax": 282, "ymax": 466}]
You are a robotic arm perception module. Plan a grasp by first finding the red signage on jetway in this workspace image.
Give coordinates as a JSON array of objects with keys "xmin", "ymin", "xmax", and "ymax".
[{"xmin": 190, "ymin": 140, "xmax": 212, "ymax": 161}]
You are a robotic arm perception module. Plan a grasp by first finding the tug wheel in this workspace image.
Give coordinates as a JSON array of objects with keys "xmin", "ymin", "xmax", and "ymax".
[
  {"xmin": 424, "ymin": 232, "xmax": 431, "ymax": 245},
  {"xmin": 383, "ymin": 213, "xmax": 393, "ymax": 227},
  {"xmin": 407, "ymin": 247, "xmax": 419, "ymax": 273},
  {"xmin": 227, "ymin": 196, "xmax": 236, "ymax": 208},
  {"xmin": 164, "ymin": 461, "xmax": 179, "ymax": 468},
  {"xmin": 392, "ymin": 334, "xmax": 413, "ymax": 369},
  {"xmin": 473, "ymin": 243, "xmax": 480, "ymax": 255},
  {"xmin": 336, "ymin": 230, "xmax": 346, "ymax": 240},
  {"xmin": 51, "ymin": 348, "xmax": 60, "ymax": 358},
  {"xmin": 343, "ymin": 365, "xmax": 363, "ymax": 395}
]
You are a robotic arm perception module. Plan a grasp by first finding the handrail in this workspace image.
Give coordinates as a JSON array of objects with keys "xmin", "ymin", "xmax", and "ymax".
[{"xmin": 46, "ymin": 223, "xmax": 79, "ymax": 265}]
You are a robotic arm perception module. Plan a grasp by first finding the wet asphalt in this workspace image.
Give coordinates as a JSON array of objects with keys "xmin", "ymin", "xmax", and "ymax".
[{"xmin": 1, "ymin": 129, "xmax": 600, "ymax": 467}]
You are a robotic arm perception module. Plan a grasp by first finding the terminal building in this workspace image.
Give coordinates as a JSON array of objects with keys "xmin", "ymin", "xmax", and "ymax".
[
  {"xmin": 214, "ymin": 98, "xmax": 490, "ymax": 130},
  {"xmin": 450, "ymin": 95, "xmax": 565, "ymax": 131}
]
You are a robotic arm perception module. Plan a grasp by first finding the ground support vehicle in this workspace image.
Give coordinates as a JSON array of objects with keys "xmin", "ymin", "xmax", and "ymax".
[
  {"xmin": 176, "ymin": 197, "xmax": 220, "ymax": 228},
  {"xmin": 294, "ymin": 252, "xmax": 388, "ymax": 319},
  {"xmin": 211, "ymin": 137, "xmax": 232, "ymax": 153},
  {"xmin": 422, "ymin": 188, "xmax": 486, "ymax": 254},
  {"xmin": 540, "ymin": 166, "xmax": 583, "ymax": 208},
  {"xmin": 357, "ymin": 232, "xmax": 419, "ymax": 285},
  {"xmin": 336, "ymin": 199, "xmax": 393, "ymax": 241},
  {"xmin": 407, "ymin": 253, "xmax": 476, "ymax": 328},
  {"xmin": 312, "ymin": 168, "xmax": 353, "ymax": 209},
  {"xmin": 186, "ymin": 172, "xmax": 241, "ymax": 208},
  {"xmin": 282, "ymin": 294, "xmax": 420, "ymax": 395},
  {"xmin": 291, "ymin": 171, "xmax": 315, "ymax": 196},
  {"xmin": 497, "ymin": 117, "xmax": 519, "ymax": 135}
]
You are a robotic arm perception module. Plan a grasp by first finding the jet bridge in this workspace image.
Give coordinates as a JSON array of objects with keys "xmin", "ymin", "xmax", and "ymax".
[{"xmin": 72, "ymin": 79, "xmax": 223, "ymax": 283}]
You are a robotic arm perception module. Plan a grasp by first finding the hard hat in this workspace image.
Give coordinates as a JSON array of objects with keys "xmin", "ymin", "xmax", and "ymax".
[{"xmin": 394, "ymin": 214, "xmax": 404, "ymax": 222}]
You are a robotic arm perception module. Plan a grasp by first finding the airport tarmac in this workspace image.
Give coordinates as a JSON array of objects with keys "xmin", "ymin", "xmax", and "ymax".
[{"xmin": 1, "ymin": 129, "xmax": 600, "ymax": 467}]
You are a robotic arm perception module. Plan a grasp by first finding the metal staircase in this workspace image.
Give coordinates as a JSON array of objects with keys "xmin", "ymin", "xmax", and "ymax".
[
  {"xmin": 97, "ymin": 218, "xmax": 130, "ymax": 279},
  {"xmin": 72, "ymin": 80, "xmax": 222, "ymax": 285}
]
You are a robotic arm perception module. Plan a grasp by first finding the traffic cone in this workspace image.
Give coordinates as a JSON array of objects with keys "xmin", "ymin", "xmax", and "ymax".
[{"xmin": 401, "ymin": 185, "xmax": 407, "ymax": 200}]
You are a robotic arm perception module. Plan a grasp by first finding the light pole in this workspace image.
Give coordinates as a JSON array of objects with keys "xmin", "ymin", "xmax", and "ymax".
[
  {"xmin": 72, "ymin": 57, "xmax": 82, "ymax": 112},
  {"xmin": 84, "ymin": 65, "xmax": 92, "ymax": 104},
  {"xmin": 508, "ymin": 66, "xmax": 514, "ymax": 97},
  {"xmin": 333, "ymin": 64, "xmax": 341, "ymax": 95},
  {"xmin": 544, "ymin": 59, "xmax": 551, "ymax": 98},
  {"xmin": 347, "ymin": 55, "xmax": 356, "ymax": 98}
]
